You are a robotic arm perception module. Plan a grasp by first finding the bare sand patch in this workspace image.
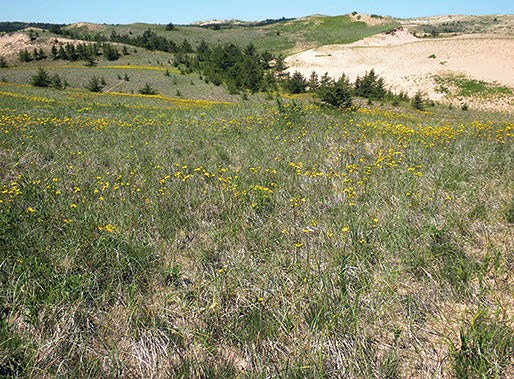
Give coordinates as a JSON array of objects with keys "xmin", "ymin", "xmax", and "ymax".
[{"xmin": 286, "ymin": 29, "xmax": 514, "ymax": 112}]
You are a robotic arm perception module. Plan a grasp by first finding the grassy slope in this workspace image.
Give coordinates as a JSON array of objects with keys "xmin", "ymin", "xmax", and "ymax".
[
  {"xmin": 0, "ymin": 82, "xmax": 513, "ymax": 377},
  {"xmin": 71, "ymin": 15, "xmax": 399, "ymax": 54},
  {"xmin": 0, "ymin": 49, "xmax": 239, "ymax": 101},
  {"xmin": 1, "ymin": 14, "xmax": 398, "ymax": 99}
]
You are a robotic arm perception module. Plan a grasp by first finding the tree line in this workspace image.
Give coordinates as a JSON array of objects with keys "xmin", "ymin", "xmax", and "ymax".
[{"xmin": 18, "ymin": 42, "xmax": 124, "ymax": 65}]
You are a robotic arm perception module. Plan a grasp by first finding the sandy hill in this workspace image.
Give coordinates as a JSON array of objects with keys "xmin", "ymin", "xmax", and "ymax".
[{"xmin": 286, "ymin": 25, "xmax": 514, "ymax": 112}]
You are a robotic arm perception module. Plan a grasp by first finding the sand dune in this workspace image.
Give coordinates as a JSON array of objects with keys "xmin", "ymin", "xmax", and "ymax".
[{"xmin": 286, "ymin": 29, "xmax": 514, "ymax": 111}]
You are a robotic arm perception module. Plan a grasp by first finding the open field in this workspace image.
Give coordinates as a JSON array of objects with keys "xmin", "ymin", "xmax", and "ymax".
[{"xmin": 1, "ymin": 81, "xmax": 513, "ymax": 377}]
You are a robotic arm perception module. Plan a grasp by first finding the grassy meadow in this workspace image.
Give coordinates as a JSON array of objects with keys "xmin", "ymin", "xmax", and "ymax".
[{"xmin": 0, "ymin": 78, "xmax": 513, "ymax": 378}]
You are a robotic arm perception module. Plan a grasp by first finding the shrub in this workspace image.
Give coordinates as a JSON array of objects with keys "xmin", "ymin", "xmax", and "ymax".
[
  {"xmin": 0, "ymin": 55, "xmax": 8, "ymax": 68},
  {"xmin": 283, "ymin": 71, "xmax": 307, "ymax": 94},
  {"xmin": 355, "ymin": 69, "xmax": 386, "ymax": 99},
  {"xmin": 316, "ymin": 74, "xmax": 353, "ymax": 109},
  {"xmin": 50, "ymin": 73, "xmax": 67, "ymax": 90},
  {"xmin": 30, "ymin": 67, "xmax": 51, "ymax": 87},
  {"xmin": 19, "ymin": 49, "xmax": 33, "ymax": 62},
  {"xmin": 85, "ymin": 75, "xmax": 104, "ymax": 92},
  {"xmin": 411, "ymin": 91, "xmax": 425, "ymax": 110},
  {"xmin": 138, "ymin": 83, "xmax": 158, "ymax": 95}
]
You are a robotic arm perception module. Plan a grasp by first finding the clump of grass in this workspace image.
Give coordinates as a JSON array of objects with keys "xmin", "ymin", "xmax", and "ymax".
[
  {"xmin": 505, "ymin": 199, "xmax": 514, "ymax": 224},
  {"xmin": 449, "ymin": 311, "xmax": 514, "ymax": 378},
  {"xmin": 435, "ymin": 74, "xmax": 513, "ymax": 97}
]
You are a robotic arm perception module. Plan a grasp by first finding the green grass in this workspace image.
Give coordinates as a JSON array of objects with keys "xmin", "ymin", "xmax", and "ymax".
[
  {"xmin": 0, "ymin": 82, "xmax": 512, "ymax": 377},
  {"xmin": 0, "ymin": 56, "xmax": 239, "ymax": 101},
  {"xmin": 68, "ymin": 15, "xmax": 399, "ymax": 54},
  {"xmin": 435, "ymin": 74, "xmax": 514, "ymax": 97}
]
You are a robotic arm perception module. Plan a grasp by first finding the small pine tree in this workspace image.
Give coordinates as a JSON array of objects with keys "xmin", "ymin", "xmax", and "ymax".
[
  {"xmin": 84, "ymin": 54, "xmax": 97, "ymax": 67},
  {"xmin": 85, "ymin": 75, "xmax": 104, "ymax": 92},
  {"xmin": 308, "ymin": 71, "xmax": 319, "ymax": 92},
  {"xmin": 123, "ymin": 73, "xmax": 130, "ymax": 81},
  {"xmin": 30, "ymin": 67, "xmax": 51, "ymax": 87},
  {"xmin": 0, "ymin": 55, "xmax": 8, "ymax": 68},
  {"xmin": 122, "ymin": 45, "xmax": 129, "ymax": 55},
  {"xmin": 19, "ymin": 49, "xmax": 32, "ymax": 62},
  {"xmin": 138, "ymin": 83, "xmax": 158, "ymax": 95},
  {"xmin": 283, "ymin": 71, "xmax": 307, "ymax": 94},
  {"xmin": 50, "ymin": 73, "xmax": 67, "ymax": 90},
  {"xmin": 38, "ymin": 48, "xmax": 47, "ymax": 60},
  {"xmin": 316, "ymin": 74, "xmax": 353, "ymax": 109},
  {"xmin": 165, "ymin": 22, "xmax": 176, "ymax": 31},
  {"xmin": 51, "ymin": 45, "xmax": 58, "ymax": 60},
  {"xmin": 411, "ymin": 91, "xmax": 425, "ymax": 110}
]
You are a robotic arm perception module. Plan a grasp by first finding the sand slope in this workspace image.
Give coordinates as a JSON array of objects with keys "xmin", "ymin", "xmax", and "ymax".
[{"xmin": 286, "ymin": 29, "xmax": 514, "ymax": 111}]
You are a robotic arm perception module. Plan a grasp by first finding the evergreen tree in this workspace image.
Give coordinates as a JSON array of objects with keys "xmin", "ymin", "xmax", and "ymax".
[
  {"xmin": 283, "ymin": 71, "xmax": 307, "ymax": 94},
  {"xmin": 138, "ymin": 83, "xmax": 158, "ymax": 95},
  {"xmin": 355, "ymin": 69, "xmax": 386, "ymax": 99},
  {"xmin": 102, "ymin": 43, "xmax": 120, "ymax": 61},
  {"xmin": 85, "ymin": 75, "xmax": 104, "ymax": 92},
  {"xmin": 308, "ymin": 71, "xmax": 319, "ymax": 91},
  {"xmin": 19, "ymin": 49, "xmax": 32, "ymax": 62},
  {"xmin": 50, "ymin": 73, "xmax": 67, "ymax": 89},
  {"xmin": 316, "ymin": 74, "xmax": 353, "ymax": 109},
  {"xmin": 0, "ymin": 55, "xmax": 7, "ymax": 68},
  {"xmin": 411, "ymin": 91, "xmax": 425, "ymax": 110},
  {"xmin": 50, "ymin": 45, "xmax": 58, "ymax": 60},
  {"xmin": 30, "ymin": 67, "xmax": 51, "ymax": 87}
]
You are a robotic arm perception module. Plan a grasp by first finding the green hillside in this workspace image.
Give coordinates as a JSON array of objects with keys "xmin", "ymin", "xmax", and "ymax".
[{"xmin": 67, "ymin": 14, "xmax": 399, "ymax": 54}]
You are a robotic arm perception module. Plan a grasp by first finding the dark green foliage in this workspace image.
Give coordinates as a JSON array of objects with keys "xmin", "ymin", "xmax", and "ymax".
[
  {"xmin": 138, "ymin": 83, "xmax": 158, "ymax": 95},
  {"xmin": 0, "ymin": 55, "xmax": 7, "ymax": 68},
  {"xmin": 50, "ymin": 73, "xmax": 67, "ymax": 90},
  {"xmin": 50, "ymin": 45, "xmax": 58, "ymax": 60},
  {"xmin": 18, "ymin": 49, "xmax": 33, "ymax": 62},
  {"xmin": 85, "ymin": 75, "xmax": 104, "ymax": 92},
  {"xmin": 122, "ymin": 45, "xmax": 129, "ymax": 55},
  {"xmin": 123, "ymin": 73, "xmax": 130, "ymax": 81},
  {"xmin": 30, "ymin": 67, "xmax": 51, "ymax": 87},
  {"xmin": 354, "ymin": 69, "xmax": 386, "ymax": 99},
  {"xmin": 316, "ymin": 74, "xmax": 353, "ymax": 109},
  {"xmin": 201, "ymin": 43, "xmax": 271, "ymax": 93},
  {"xmin": 0, "ymin": 21, "xmax": 65, "ymax": 33},
  {"xmin": 283, "ymin": 71, "xmax": 307, "ymax": 94},
  {"xmin": 308, "ymin": 71, "xmax": 319, "ymax": 91},
  {"xmin": 27, "ymin": 29, "xmax": 38, "ymax": 41},
  {"xmin": 165, "ymin": 22, "xmax": 176, "ymax": 31},
  {"xmin": 412, "ymin": 91, "xmax": 425, "ymax": 110},
  {"xmin": 102, "ymin": 43, "xmax": 120, "ymax": 61}
]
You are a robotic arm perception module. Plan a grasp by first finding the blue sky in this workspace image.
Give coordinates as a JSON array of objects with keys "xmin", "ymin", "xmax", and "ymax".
[{"xmin": 1, "ymin": 0, "xmax": 513, "ymax": 24}]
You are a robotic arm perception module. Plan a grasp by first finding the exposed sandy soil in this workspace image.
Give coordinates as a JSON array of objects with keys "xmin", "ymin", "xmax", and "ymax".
[
  {"xmin": 349, "ymin": 13, "xmax": 395, "ymax": 26},
  {"xmin": 0, "ymin": 31, "xmax": 93, "ymax": 62},
  {"xmin": 0, "ymin": 31, "xmax": 127, "ymax": 63},
  {"xmin": 286, "ymin": 28, "xmax": 514, "ymax": 112}
]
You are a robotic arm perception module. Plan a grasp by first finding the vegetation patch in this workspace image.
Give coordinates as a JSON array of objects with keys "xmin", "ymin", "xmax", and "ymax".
[{"xmin": 434, "ymin": 74, "xmax": 513, "ymax": 97}]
